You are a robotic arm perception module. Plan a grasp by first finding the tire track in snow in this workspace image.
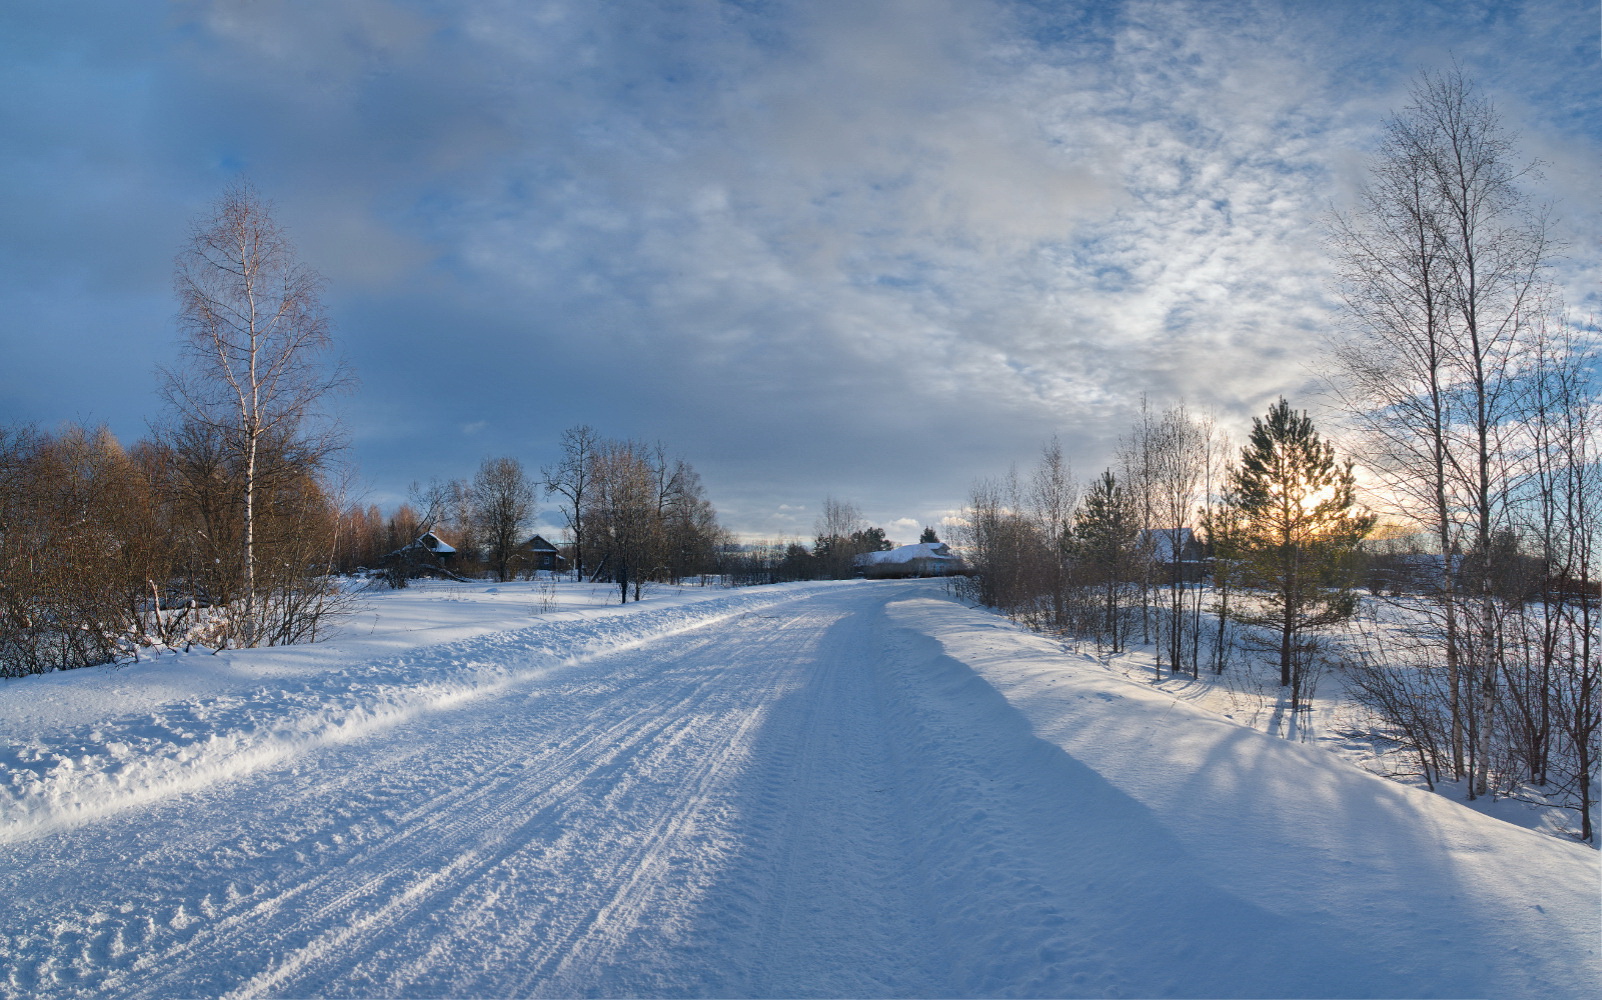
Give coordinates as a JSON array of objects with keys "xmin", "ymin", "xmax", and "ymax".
[
  {"xmin": 0, "ymin": 593, "xmax": 835, "ymax": 999},
  {"xmin": 233, "ymin": 608, "xmax": 834, "ymax": 999},
  {"xmin": 0, "ymin": 586, "xmax": 841, "ymax": 845},
  {"xmin": 222, "ymin": 682, "xmax": 724, "ymax": 998},
  {"xmin": 718, "ymin": 598, "xmax": 950, "ymax": 998},
  {"xmin": 199, "ymin": 651, "xmax": 766, "ymax": 995}
]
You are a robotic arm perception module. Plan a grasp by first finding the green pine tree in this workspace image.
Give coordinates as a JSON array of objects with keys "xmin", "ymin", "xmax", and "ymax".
[
  {"xmin": 1224, "ymin": 398, "xmax": 1373, "ymax": 709},
  {"xmin": 1072, "ymin": 469, "xmax": 1139, "ymax": 653}
]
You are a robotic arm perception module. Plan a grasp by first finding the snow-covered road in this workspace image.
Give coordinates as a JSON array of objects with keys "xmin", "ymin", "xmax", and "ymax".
[{"xmin": 2, "ymin": 582, "xmax": 1597, "ymax": 998}]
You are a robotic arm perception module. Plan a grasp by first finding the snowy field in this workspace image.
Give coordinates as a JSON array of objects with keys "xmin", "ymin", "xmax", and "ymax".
[{"xmin": 1, "ymin": 578, "xmax": 1597, "ymax": 998}]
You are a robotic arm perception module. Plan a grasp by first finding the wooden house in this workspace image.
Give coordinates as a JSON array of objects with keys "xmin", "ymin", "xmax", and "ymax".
[{"xmin": 521, "ymin": 534, "xmax": 569, "ymax": 573}]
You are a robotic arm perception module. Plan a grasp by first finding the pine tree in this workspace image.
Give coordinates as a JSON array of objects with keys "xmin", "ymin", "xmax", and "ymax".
[
  {"xmin": 1072, "ymin": 469, "xmax": 1139, "ymax": 653},
  {"xmin": 1225, "ymin": 399, "xmax": 1373, "ymax": 709}
]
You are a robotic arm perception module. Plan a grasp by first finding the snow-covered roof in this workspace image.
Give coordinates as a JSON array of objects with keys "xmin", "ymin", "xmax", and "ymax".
[
  {"xmin": 417, "ymin": 531, "xmax": 455, "ymax": 554},
  {"xmin": 1135, "ymin": 528, "xmax": 1195, "ymax": 562},
  {"xmin": 855, "ymin": 541, "xmax": 956, "ymax": 566}
]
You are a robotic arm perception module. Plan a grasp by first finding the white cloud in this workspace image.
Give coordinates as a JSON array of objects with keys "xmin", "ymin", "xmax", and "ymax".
[{"xmin": 887, "ymin": 517, "xmax": 922, "ymax": 539}]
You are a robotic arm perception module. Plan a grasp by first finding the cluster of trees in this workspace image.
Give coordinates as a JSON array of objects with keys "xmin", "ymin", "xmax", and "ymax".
[
  {"xmin": 959, "ymin": 400, "xmax": 1371, "ymax": 714},
  {"xmin": 276, "ymin": 429, "xmax": 729, "ymax": 603},
  {"xmin": 807, "ymin": 498, "xmax": 896, "ymax": 578},
  {"xmin": 1328, "ymin": 68, "xmax": 1598, "ymax": 836},
  {"xmin": 2, "ymin": 183, "xmax": 352, "ymax": 674},
  {"xmin": 0, "ymin": 420, "xmax": 349, "ymax": 678},
  {"xmin": 335, "ymin": 456, "xmax": 539, "ymax": 585},
  {"xmin": 542, "ymin": 426, "xmax": 724, "ymax": 602}
]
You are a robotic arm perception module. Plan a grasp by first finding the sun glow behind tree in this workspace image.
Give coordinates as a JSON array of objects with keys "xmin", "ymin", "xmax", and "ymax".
[{"xmin": 1221, "ymin": 398, "xmax": 1374, "ymax": 708}]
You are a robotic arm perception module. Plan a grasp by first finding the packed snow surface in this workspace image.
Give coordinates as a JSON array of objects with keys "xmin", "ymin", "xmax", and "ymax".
[{"xmin": 1, "ymin": 579, "xmax": 1596, "ymax": 998}]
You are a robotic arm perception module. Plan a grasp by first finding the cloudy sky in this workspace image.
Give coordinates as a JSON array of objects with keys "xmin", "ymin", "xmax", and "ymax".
[{"xmin": 3, "ymin": 1, "xmax": 1598, "ymax": 541}]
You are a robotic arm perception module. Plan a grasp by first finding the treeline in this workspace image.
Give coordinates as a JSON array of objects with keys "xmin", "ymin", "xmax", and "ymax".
[
  {"xmin": 0, "ymin": 414, "xmax": 737, "ymax": 675},
  {"xmin": 0, "ymin": 419, "xmax": 348, "ymax": 675},
  {"xmin": 958, "ymin": 400, "xmax": 1370, "ymax": 708},
  {"xmin": 719, "ymin": 498, "xmax": 908, "ymax": 585},
  {"xmin": 329, "ymin": 428, "xmax": 729, "ymax": 596}
]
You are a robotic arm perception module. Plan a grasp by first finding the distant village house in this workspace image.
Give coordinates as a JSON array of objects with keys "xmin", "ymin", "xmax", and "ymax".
[
  {"xmin": 854, "ymin": 541, "xmax": 964, "ymax": 579},
  {"xmin": 520, "ymin": 534, "xmax": 569, "ymax": 574}
]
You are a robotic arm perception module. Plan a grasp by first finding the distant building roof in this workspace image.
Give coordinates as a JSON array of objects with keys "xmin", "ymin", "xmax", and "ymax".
[
  {"xmin": 858, "ymin": 541, "xmax": 954, "ymax": 573},
  {"xmin": 416, "ymin": 530, "xmax": 455, "ymax": 554},
  {"xmin": 1136, "ymin": 528, "xmax": 1197, "ymax": 562}
]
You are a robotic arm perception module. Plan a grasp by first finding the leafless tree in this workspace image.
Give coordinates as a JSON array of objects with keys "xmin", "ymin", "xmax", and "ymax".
[
  {"xmin": 586, "ymin": 439, "xmax": 659, "ymax": 603},
  {"xmin": 543, "ymin": 425, "xmax": 601, "ymax": 580},
  {"xmin": 1118, "ymin": 397, "xmax": 1160, "ymax": 646},
  {"xmin": 1515, "ymin": 317, "xmax": 1599, "ymax": 839},
  {"xmin": 957, "ymin": 470, "xmax": 1052, "ymax": 620},
  {"xmin": 1148, "ymin": 404, "xmax": 1210, "ymax": 676},
  {"xmin": 1029, "ymin": 438, "xmax": 1077, "ymax": 629},
  {"xmin": 1328, "ymin": 67, "xmax": 1558, "ymax": 796},
  {"xmin": 381, "ymin": 479, "xmax": 462, "ymax": 587},
  {"xmin": 813, "ymin": 497, "xmax": 871, "ymax": 579},
  {"xmin": 1196, "ymin": 417, "xmax": 1231, "ymax": 674},
  {"xmin": 469, "ymin": 457, "xmax": 537, "ymax": 582},
  {"xmin": 160, "ymin": 181, "xmax": 351, "ymax": 646},
  {"xmin": 654, "ymin": 454, "xmax": 721, "ymax": 584}
]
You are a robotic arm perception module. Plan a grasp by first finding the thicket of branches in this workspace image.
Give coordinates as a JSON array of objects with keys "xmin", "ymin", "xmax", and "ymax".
[
  {"xmin": 0, "ymin": 418, "xmax": 351, "ymax": 676},
  {"xmin": 1327, "ymin": 67, "xmax": 1599, "ymax": 836}
]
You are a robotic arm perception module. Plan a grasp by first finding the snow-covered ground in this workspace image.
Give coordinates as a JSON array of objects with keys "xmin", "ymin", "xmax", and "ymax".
[
  {"xmin": 1071, "ymin": 600, "xmax": 1595, "ymax": 842},
  {"xmin": 2, "ymin": 579, "xmax": 1597, "ymax": 998}
]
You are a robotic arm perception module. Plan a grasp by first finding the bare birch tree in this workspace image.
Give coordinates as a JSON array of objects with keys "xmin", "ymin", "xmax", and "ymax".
[
  {"xmin": 1329, "ymin": 67, "xmax": 1557, "ymax": 795},
  {"xmin": 161, "ymin": 181, "xmax": 350, "ymax": 646},
  {"xmin": 1118, "ymin": 397, "xmax": 1160, "ymax": 647},
  {"xmin": 1029, "ymin": 438, "xmax": 1077, "ymax": 630},
  {"xmin": 1149, "ymin": 404, "xmax": 1210, "ymax": 676}
]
